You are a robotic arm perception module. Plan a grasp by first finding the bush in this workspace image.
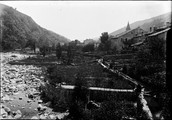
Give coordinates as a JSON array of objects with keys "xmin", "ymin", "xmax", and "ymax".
[
  {"xmin": 46, "ymin": 65, "xmax": 64, "ymax": 86},
  {"xmin": 82, "ymin": 44, "xmax": 95, "ymax": 52},
  {"xmin": 141, "ymin": 71, "xmax": 166, "ymax": 90},
  {"xmin": 92, "ymin": 100, "xmax": 136, "ymax": 120},
  {"xmin": 125, "ymin": 37, "xmax": 165, "ymax": 81},
  {"xmin": 56, "ymin": 43, "xmax": 62, "ymax": 59}
]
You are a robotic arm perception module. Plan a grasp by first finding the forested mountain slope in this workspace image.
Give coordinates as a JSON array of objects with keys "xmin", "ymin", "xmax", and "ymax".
[{"xmin": 0, "ymin": 3, "xmax": 70, "ymax": 51}]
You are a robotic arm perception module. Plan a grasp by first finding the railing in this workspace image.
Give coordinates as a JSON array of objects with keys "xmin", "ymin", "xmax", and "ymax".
[
  {"xmin": 98, "ymin": 59, "xmax": 139, "ymax": 86},
  {"xmin": 61, "ymin": 85, "xmax": 134, "ymax": 92}
]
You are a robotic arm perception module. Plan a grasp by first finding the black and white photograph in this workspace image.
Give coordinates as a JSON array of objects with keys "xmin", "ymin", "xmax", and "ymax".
[{"xmin": 0, "ymin": 1, "xmax": 171, "ymax": 119}]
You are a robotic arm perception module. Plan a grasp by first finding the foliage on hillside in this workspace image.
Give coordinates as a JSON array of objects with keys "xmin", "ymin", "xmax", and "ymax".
[
  {"xmin": 82, "ymin": 43, "xmax": 95, "ymax": 52},
  {"xmin": 123, "ymin": 37, "xmax": 166, "ymax": 90},
  {"xmin": 0, "ymin": 5, "xmax": 70, "ymax": 51}
]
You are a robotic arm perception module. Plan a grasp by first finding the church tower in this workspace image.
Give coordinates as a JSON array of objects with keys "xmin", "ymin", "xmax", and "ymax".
[{"xmin": 126, "ymin": 22, "xmax": 131, "ymax": 31}]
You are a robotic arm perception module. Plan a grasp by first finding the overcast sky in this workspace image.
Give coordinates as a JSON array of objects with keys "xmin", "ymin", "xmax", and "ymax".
[{"xmin": 0, "ymin": 1, "xmax": 171, "ymax": 41}]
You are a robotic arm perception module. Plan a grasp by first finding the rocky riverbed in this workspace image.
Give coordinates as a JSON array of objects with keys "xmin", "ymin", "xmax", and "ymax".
[{"xmin": 0, "ymin": 52, "xmax": 69, "ymax": 119}]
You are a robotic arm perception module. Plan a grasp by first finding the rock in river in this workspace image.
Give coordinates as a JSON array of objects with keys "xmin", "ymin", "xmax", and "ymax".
[
  {"xmin": 38, "ymin": 100, "xmax": 43, "ymax": 104},
  {"xmin": 19, "ymin": 97, "xmax": 22, "ymax": 100},
  {"xmin": 2, "ymin": 95, "xmax": 12, "ymax": 102},
  {"xmin": 31, "ymin": 116, "xmax": 39, "ymax": 119},
  {"xmin": 3, "ymin": 106, "xmax": 11, "ymax": 114},
  {"xmin": 49, "ymin": 114, "xmax": 56, "ymax": 119},
  {"xmin": 39, "ymin": 114, "xmax": 47, "ymax": 119},
  {"xmin": 13, "ymin": 110, "xmax": 22, "ymax": 119},
  {"xmin": 37, "ymin": 104, "xmax": 47, "ymax": 112},
  {"xmin": 0, "ymin": 109, "xmax": 8, "ymax": 118}
]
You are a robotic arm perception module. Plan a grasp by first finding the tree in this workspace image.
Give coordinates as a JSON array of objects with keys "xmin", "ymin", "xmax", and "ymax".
[
  {"xmin": 51, "ymin": 43, "xmax": 56, "ymax": 51},
  {"xmin": 100, "ymin": 32, "xmax": 109, "ymax": 44},
  {"xmin": 61, "ymin": 43, "xmax": 68, "ymax": 51},
  {"xmin": 40, "ymin": 46, "xmax": 47, "ymax": 57},
  {"xmin": 56, "ymin": 43, "xmax": 62, "ymax": 59},
  {"xmin": 46, "ymin": 65, "xmax": 63, "ymax": 87},
  {"xmin": 67, "ymin": 45, "xmax": 73, "ymax": 65},
  {"xmin": 129, "ymin": 37, "xmax": 166, "ymax": 80},
  {"xmin": 25, "ymin": 33, "xmax": 37, "ymax": 53},
  {"xmin": 98, "ymin": 32, "xmax": 111, "ymax": 52},
  {"xmin": 147, "ymin": 37, "xmax": 165, "ymax": 61},
  {"xmin": 82, "ymin": 43, "xmax": 95, "ymax": 52},
  {"xmin": 136, "ymin": 37, "xmax": 165, "ymax": 66},
  {"xmin": 112, "ymin": 45, "xmax": 117, "ymax": 54}
]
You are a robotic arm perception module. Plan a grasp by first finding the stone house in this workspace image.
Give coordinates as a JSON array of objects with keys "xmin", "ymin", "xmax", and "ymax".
[
  {"xmin": 110, "ymin": 22, "xmax": 147, "ymax": 51},
  {"xmin": 131, "ymin": 23, "xmax": 171, "ymax": 50},
  {"xmin": 147, "ymin": 27, "xmax": 170, "ymax": 41}
]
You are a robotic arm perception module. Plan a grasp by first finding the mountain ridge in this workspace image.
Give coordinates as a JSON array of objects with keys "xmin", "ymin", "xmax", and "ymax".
[
  {"xmin": 0, "ymin": 3, "xmax": 70, "ymax": 50},
  {"xmin": 110, "ymin": 12, "xmax": 171, "ymax": 36}
]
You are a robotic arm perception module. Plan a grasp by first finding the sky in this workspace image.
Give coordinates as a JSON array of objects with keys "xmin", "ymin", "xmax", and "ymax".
[{"xmin": 0, "ymin": 1, "xmax": 171, "ymax": 41}]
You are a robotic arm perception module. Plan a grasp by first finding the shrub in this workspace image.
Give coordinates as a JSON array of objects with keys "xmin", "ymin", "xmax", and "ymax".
[
  {"xmin": 92, "ymin": 100, "xmax": 136, "ymax": 120},
  {"xmin": 82, "ymin": 44, "xmax": 95, "ymax": 52},
  {"xmin": 46, "ymin": 65, "xmax": 64, "ymax": 86}
]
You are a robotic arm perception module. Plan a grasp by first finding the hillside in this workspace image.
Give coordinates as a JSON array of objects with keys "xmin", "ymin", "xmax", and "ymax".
[
  {"xmin": 0, "ymin": 3, "xmax": 70, "ymax": 51},
  {"xmin": 110, "ymin": 12, "xmax": 171, "ymax": 36}
]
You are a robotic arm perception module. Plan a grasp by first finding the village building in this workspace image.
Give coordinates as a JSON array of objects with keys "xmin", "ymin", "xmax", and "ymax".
[
  {"xmin": 146, "ymin": 25, "xmax": 171, "ymax": 41},
  {"xmin": 110, "ymin": 22, "xmax": 147, "ymax": 51},
  {"xmin": 131, "ymin": 22, "xmax": 171, "ymax": 49},
  {"xmin": 147, "ymin": 27, "xmax": 170, "ymax": 42}
]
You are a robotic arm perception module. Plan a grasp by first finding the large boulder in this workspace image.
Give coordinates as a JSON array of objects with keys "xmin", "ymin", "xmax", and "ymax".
[
  {"xmin": 13, "ymin": 110, "xmax": 22, "ymax": 119},
  {"xmin": 3, "ymin": 106, "xmax": 11, "ymax": 114},
  {"xmin": 2, "ymin": 95, "xmax": 12, "ymax": 102},
  {"xmin": 0, "ymin": 109, "xmax": 8, "ymax": 118},
  {"xmin": 38, "ymin": 100, "xmax": 43, "ymax": 104},
  {"xmin": 39, "ymin": 114, "xmax": 47, "ymax": 119},
  {"xmin": 31, "ymin": 116, "xmax": 39, "ymax": 119},
  {"xmin": 49, "ymin": 114, "xmax": 56, "ymax": 119},
  {"xmin": 37, "ymin": 104, "xmax": 47, "ymax": 112}
]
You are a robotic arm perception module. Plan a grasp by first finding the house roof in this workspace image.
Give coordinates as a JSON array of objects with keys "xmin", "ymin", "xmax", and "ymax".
[
  {"xmin": 115, "ymin": 27, "xmax": 141, "ymax": 38},
  {"xmin": 148, "ymin": 27, "xmax": 170, "ymax": 37}
]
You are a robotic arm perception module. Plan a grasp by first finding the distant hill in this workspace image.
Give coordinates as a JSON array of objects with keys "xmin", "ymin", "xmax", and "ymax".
[
  {"xmin": 110, "ymin": 12, "xmax": 171, "ymax": 36},
  {"xmin": 0, "ymin": 3, "xmax": 70, "ymax": 51}
]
